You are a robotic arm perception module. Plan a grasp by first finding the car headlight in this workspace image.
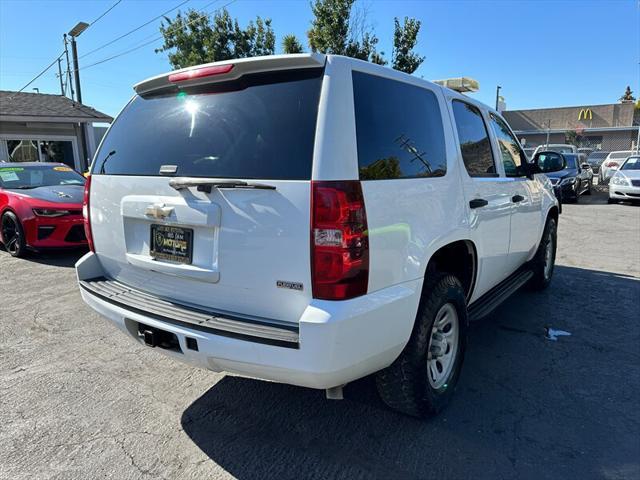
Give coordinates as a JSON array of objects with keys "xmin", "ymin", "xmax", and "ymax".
[
  {"xmin": 33, "ymin": 208, "xmax": 71, "ymax": 217},
  {"xmin": 610, "ymin": 175, "xmax": 630, "ymax": 186},
  {"xmin": 560, "ymin": 177, "xmax": 576, "ymax": 186}
]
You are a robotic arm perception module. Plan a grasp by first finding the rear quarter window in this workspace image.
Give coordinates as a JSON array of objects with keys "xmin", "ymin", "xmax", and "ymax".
[
  {"xmin": 93, "ymin": 68, "xmax": 323, "ymax": 180},
  {"xmin": 352, "ymin": 72, "xmax": 447, "ymax": 180}
]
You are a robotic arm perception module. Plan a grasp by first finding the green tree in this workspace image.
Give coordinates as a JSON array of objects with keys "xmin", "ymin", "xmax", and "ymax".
[
  {"xmin": 392, "ymin": 17, "xmax": 424, "ymax": 74},
  {"xmin": 282, "ymin": 34, "xmax": 304, "ymax": 53},
  {"xmin": 565, "ymin": 130, "xmax": 582, "ymax": 147},
  {"xmin": 620, "ymin": 86, "xmax": 636, "ymax": 103},
  {"xmin": 156, "ymin": 8, "xmax": 275, "ymax": 69},
  {"xmin": 307, "ymin": 0, "xmax": 385, "ymax": 64},
  {"xmin": 359, "ymin": 157, "xmax": 401, "ymax": 180}
]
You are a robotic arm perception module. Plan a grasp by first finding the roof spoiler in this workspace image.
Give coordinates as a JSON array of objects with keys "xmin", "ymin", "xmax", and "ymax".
[{"xmin": 134, "ymin": 53, "xmax": 326, "ymax": 95}]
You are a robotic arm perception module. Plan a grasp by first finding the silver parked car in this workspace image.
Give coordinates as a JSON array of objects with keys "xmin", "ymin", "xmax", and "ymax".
[
  {"xmin": 609, "ymin": 155, "xmax": 640, "ymax": 203},
  {"xmin": 600, "ymin": 150, "xmax": 635, "ymax": 184}
]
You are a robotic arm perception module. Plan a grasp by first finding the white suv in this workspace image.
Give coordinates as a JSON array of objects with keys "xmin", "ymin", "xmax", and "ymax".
[{"xmin": 76, "ymin": 54, "xmax": 563, "ymax": 417}]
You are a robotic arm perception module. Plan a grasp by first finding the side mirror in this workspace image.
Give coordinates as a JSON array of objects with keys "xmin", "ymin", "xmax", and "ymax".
[
  {"xmin": 581, "ymin": 163, "xmax": 590, "ymax": 169},
  {"xmin": 533, "ymin": 151, "xmax": 566, "ymax": 174}
]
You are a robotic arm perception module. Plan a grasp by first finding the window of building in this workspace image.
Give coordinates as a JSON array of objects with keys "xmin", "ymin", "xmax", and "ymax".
[
  {"xmin": 7, "ymin": 140, "xmax": 39, "ymax": 162},
  {"xmin": 1, "ymin": 138, "xmax": 78, "ymax": 170},
  {"xmin": 489, "ymin": 114, "xmax": 528, "ymax": 177},
  {"xmin": 451, "ymin": 100, "xmax": 497, "ymax": 177},
  {"xmin": 352, "ymin": 72, "xmax": 447, "ymax": 180}
]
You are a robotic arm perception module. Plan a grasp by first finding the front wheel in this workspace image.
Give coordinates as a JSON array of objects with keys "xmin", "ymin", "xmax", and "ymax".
[
  {"xmin": 376, "ymin": 274, "xmax": 468, "ymax": 418},
  {"xmin": 1, "ymin": 212, "xmax": 27, "ymax": 258},
  {"xmin": 528, "ymin": 217, "xmax": 557, "ymax": 290}
]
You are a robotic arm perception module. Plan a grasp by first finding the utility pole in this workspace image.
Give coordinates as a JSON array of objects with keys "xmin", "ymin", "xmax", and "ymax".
[
  {"xmin": 57, "ymin": 58, "xmax": 64, "ymax": 95},
  {"xmin": 495, "ymin": 85, "xmax": 501, "ymax": 111},
  {"xmin": 63, "ymin": 34, "xmax": 75, "ymax": 101},
  {"xmin": 545, "ymin": 119, "xmax": 551, "ymax": 147}
]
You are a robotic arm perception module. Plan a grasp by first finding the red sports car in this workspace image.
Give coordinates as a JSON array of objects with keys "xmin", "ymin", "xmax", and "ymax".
[{"xmin": 0, "ymin": 162, "xmax": 88, "ymax": 257}]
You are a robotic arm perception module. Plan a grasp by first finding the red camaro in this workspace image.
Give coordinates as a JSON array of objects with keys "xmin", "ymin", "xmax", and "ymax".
[{"xmin": 0, "ymin": 162, "xmax": 88, "ymax": 257}]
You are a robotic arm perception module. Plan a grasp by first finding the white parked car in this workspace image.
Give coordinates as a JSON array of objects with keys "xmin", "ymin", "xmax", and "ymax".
[
  {"xmin": 609, "ymin": 155, "xmax": 640, "ymax": 203},
  {"xmin": 600, "ymin": 150, "xmax": 635, "ymax": 184},
  {"xmin": 76, "ymin": 54, "xmax": 563, "ymax": 417},
  {"xmin": 532, "ymin": 144, "xmax": 578, "ymax": 156}
]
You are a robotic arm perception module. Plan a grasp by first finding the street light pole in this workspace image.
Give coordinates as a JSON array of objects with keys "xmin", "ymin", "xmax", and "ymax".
[
  {"xmin": 70, "ymin": 36, "xmax": 83, "ymax": 104},
  {"xmin": 67, "ymin": 21, "xmax": 89, "ymax": 170},
  {"xmin": 495, "ymin": 85, "xmax": 501, "ymax": 111}
]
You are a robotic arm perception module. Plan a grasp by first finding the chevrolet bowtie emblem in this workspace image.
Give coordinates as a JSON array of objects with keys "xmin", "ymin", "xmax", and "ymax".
[{"xmin": 145, "ymin": 203, "xmax": 174, "ymax": 219}]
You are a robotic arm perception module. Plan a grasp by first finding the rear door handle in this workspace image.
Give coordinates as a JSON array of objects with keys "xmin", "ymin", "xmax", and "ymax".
[
  {"xmin": 512, "ymin": 195, "xmax": 525, "ymax": 203},
  {"xmin": 469, "ymin": 198, "xmax": 489, "ymax": 209}
]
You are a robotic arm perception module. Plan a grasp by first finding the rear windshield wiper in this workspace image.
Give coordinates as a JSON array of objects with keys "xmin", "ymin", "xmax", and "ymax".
[{"xmin": 168, "ymin": 178, "xmax": 276, "ymax": 193}]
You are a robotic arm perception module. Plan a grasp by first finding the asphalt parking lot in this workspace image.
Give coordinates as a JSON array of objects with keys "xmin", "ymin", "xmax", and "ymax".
[{"xmin": 1, "ymin": 190, "xmax": 639, "ymax": 480}]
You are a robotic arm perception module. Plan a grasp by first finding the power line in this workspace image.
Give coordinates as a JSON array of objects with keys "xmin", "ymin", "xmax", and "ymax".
[
  {"xmin": 112, "ymin": 0, "xmax": 221, "ymax": 49},
  {"xmin": 76, "ymin": 0, "xmax": 236, "ymax": 73},
  {"xmin": 79, "ymin": 0, "xmax": 191, "ymax": 59},
  {"xmin": 17, "ymin": 52, "xmax": 64, "ymax": 92},
  {"xmin": 81, "ymin": 37, "xmax": 163, "ymax": 71},
  {"xmin": 89, "ymin": 0, "xmax": 123, "ymax": 27}
]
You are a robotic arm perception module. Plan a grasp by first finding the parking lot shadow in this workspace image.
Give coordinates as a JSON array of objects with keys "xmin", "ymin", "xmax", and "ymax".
[{"xmin": 181, "ymin": 265, "xmax": 640, "ymax": 480}]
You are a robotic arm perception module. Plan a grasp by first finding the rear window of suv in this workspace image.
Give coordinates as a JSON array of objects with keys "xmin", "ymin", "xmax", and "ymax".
[
  {"xmin": 92, "ymin": 68, "xmax": 323, "ymax": 180},
  {"xmin": 352, "ymin": 72, "xmax": 446, "ymax": 180}
]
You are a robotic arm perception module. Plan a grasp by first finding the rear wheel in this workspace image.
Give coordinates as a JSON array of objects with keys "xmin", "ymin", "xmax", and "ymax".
[
  {"xmin": 376, "ymin": 274, "xmax": 468, "ymax": 418},
  {"xmin": 1, "ymin": 212, "xmax": 26, "ymax": 258},
  {"xmin": 528, "ymin": 217, "xmax": 557, "ymax": 290}
]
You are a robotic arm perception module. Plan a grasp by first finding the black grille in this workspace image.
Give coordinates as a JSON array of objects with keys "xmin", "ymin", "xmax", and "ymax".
[
  {"xmin": 65, "ymin": 224, "xmax": 86, "ymax": 242},
  {"xmin": 37, "ymin": 226, "xmax": 56, "ymax": 240},
  {"xmin": 631, "ymin": 180, "xmax": 640, "ymax": 187}
]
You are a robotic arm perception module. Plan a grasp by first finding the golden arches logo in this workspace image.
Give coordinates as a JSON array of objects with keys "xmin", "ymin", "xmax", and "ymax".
[{"xmin": 578, "ymin": 108, "xmax": 593, "ymax": 121}]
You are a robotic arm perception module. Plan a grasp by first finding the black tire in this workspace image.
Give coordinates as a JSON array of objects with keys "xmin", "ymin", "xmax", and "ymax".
[
  {"xmin": 607, "ymin": 198, "xmax": 616, "ymax": 204},
  {"xmin": 376, "ymin": 274, "xmax": 468, "ymax": 418},
  {"xmin": 528, "ymin": 217, "xmax": 557, "ymax": 291},
  {"xmin": 1, "ymin": 211, "xmax": 27, "ymax": 258}
]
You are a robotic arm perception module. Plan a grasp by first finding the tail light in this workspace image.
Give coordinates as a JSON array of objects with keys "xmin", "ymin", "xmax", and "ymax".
[
  {"xmin": 168, "ymin": 64, "xmax": 233, "ymax": 83},
  {"xmin": 606, "ymin": 161, "xmax": 619, "ymax": 168},
  {"xmin": 311, "ymin": 181, "xmax": 369, "ymax": 300},
  {"xmin": 82, "ymin": 175, "xmax": 95, "ymax": 252}
]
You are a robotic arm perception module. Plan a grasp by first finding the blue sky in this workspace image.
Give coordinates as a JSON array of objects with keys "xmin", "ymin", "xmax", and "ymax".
[{"xmin": 1, "ymin": 0, "xmax": 638, "ymax": 117}]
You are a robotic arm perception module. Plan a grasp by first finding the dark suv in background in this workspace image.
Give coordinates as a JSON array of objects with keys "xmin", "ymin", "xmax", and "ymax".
[{"xmin": 587, "ymin": 151, "xmax": 610, "ymax": 174}]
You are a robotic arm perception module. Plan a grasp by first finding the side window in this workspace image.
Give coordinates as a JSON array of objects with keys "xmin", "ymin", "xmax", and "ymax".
[
  {"xmin": 489, "ymin": 114, "xmax": 528, "ymax": 177},
  {"xmin": 352, "ymin": 72, "xmax": 447, "ymax": 180},
  {"xmin": 451, "ymin": 100, "xmax": 497, "ymax": 177}
]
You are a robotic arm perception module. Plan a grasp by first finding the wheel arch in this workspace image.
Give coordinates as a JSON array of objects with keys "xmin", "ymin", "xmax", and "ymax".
[{"xmin": 423, "ymin": 240, "xmax": 477, "ymax": 302}]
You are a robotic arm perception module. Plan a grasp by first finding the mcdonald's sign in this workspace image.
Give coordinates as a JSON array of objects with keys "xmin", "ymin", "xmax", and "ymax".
[{"xmin": 578, "ymin": 108, "xmax": 593, "ymax": 120}]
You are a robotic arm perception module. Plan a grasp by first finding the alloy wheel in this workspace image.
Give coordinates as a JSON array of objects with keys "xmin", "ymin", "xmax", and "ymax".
[{"xmin": 1, "ymin": 215, "xmax": 20, "ymax": 255}]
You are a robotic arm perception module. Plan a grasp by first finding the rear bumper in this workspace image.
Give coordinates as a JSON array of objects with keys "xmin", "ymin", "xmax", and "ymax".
[
  {"xmin": 609, "ymin": 184, "xmax": 640, "ymax": 200},
  {"xmin": 76, "ymin": 252, "xmax": 420, "ymax": 389}
]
